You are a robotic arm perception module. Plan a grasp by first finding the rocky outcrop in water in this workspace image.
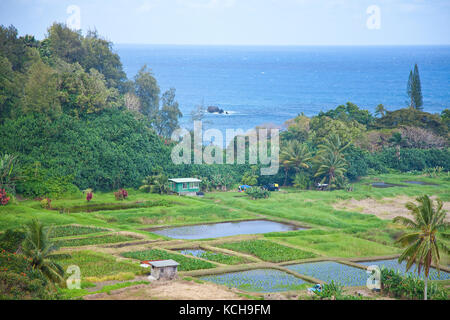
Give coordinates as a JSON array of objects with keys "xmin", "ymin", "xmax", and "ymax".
[{"xmin": 207, "ymin": 106, "xmax": 224, "ymax": 114}]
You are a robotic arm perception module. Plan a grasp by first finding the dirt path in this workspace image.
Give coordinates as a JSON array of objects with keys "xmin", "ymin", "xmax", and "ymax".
[
  {"xmin": 334, "ymin": 195, "xmax": 449, "ymax": 222},
  {"xmin": 83, "ymin": 280, "xmax": 245, "ymax": 300}
]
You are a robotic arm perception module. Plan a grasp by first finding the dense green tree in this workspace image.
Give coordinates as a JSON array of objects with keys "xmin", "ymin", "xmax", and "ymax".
[
  {"xmin": 57, "ymin": 61, "xmax": 122, "ymax": 116},
  {"xmin": 134, "ymin": 65, "xmax": 160, "ymax": 123},
  {"xmin": 0, "ymin": 56, "xmax": 19, "ymax": 120},
  {"xmin": 21, "ymin": 60, "xmax": 61, "ymax": 117},
  {"xmin": 0, "ymin": 109, "xmax": 170, "ymax": 191},
  {"xmin": 441, "ymin": 109, "xmax": 450, "ymax": 131},
  {"xmin": 407, "ymin": 64, "xmax": 423, "ymax": 110},
  {"xmin": 394, "ymin": 195, "xmax": 448, "ymax": 300},
  {"xmin": 310, "ymin": 116, "xmax": 366, "ymax": 145},
  {"xmin": 46, "ymin": 23, "xmax": 84, "ymax": 65},
  {"xmin": 375, "ymin": 108, "xmax": 447, "ymax": 137},
  {"xmin": 318, "ymin": 102, "xmax": 373, "ymax": 126},
  {"xmin": 0, "ymin": 25, "xmax": 28, "ymax": 71},
  {"xmin": 155, "ymin": 88, "xmax": 183, "ymax": 137},
  {"xmin": 81, "ymin": 30, "xmax": 127, "ymax": 90}
]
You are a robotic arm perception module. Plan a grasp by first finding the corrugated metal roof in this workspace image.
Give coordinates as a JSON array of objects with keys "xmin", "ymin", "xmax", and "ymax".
[
  {"xmin": 169, "ymin": 178, "xmax": 202, "ymax": 183},
  {"xmin": 142, "ymin": 259, "xmax": 180, "ymax": 267}
]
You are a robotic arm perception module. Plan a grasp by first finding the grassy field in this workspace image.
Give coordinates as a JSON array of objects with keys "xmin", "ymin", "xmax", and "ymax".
[
  {"xmin": 56, "ymin": 234, "xmax": 137, "ymax": 247},
  {"xmin": 1, "ymin": 173, "xmax": 449, "ymax": 297}
]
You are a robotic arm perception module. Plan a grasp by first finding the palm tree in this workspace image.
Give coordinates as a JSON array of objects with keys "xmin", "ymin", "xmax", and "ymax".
[
  {"xmin": 280, "ymin": 141, "xmax": 311, "ymax": 186},
  {"xmin": 314, "ymin": 150, "xmax": 348, "ymax": 189},
  {"xmin": 393, "ymin": 195, "xmax": 449, "ymax": 300},
  {"xmin": 21, "ymin": 219, "xmax": 64, "ymax": 284},
  {"xmin": 317, "ymin": 134, "xmax": 350, "ymax": 159},
  {"xmin": 375, "ymin": 104, "xmax": 387, "ymax": 118}
]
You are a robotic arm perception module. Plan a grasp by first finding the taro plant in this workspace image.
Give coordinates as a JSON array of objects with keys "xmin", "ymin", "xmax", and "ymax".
[{"xmin": 393, "ymin": 195, "xmax": 449, "ymax": 300}]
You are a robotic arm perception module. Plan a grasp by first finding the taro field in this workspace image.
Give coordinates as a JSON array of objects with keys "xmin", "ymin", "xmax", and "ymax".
[
  {"xmin": 358, "ymin": 259, "xmax": 450, "ymax": 281},
  {"xmin": 121, "ymin": 249, "xmax": 217, "ymax": 271},
  {"xmin": 179, "ymin": 249, "xmax": 248, "ymax": 265},
  {"xmin": 286, "ymin": 261, "xmax": 368, "ymax": 287},
  {"xmin": 199, "ymin": 269, "xmax": 310, "ymax": 292}
]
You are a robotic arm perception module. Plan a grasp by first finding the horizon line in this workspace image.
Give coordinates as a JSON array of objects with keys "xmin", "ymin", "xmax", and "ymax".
[{"xmin": 114, "ymin": 43, "xmax": 450, "ymax": 47}]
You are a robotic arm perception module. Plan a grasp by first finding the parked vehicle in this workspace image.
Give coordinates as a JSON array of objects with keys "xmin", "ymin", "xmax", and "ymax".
[
  {"xmin": 238, "ymin": 185, "xmax": 252, "ymax": 192},
  {"xmin": 262, "ymin": 184, "xmax": 279, "ymax": 191},
  {"xmin": 308, "ymin": 284, "xmax": 323, "ymax": 293}
]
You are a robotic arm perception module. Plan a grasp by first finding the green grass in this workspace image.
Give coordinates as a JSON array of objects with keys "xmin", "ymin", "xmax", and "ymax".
[
  {"xmin": 217, "ymin": 240, "xmax": 317, "ymax": 262},
  {"xmin": 121, "ymin": 249, "xmax": 217, "ymax": 271},
  {"xmin": 272, "ymin": 233, "xmax": 400, "ymax": 258},
  {"xmin": 53, "ymin": 250, "xmax": 144, "ymax": 278},
  {"xmin": 49, "ymin": 225, "xmax": 109, "ymax": 238},
  {"xmin": 58, "ymin": 280, "xmax": 150, "ymax": 299},
  {"xmin": 56, "ymin": 234, "xmax": 136, "ymax": 247}
]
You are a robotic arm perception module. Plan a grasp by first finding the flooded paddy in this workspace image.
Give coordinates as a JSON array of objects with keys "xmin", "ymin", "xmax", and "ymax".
[
  {"xmin": 358, "ymin": 259, "xmax": 450, "ymax": 280},
  {"xmin": 149, "ymin": 220, "xmax": 304, "ymax": 239},
  {"xmin": 402, "ymin": 181, "xmax": 439, "ymax": 186},
  {"xmin": 286, "ymin": 261, "xmax": 368, "ymax": 286},
  {"xmin": 199, "ymin": 269, "xmax": 309, "ymax": 292},
  {"xmin": 371, "ymin": 182, "xmax": 407, "ymax": 188}
]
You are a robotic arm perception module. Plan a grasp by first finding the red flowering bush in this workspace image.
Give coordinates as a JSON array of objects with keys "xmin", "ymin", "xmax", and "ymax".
[
  {"xmin": 114, "ymin": 189, "xmax": 128, "ymax": 201},
  {"xmin": 0, "ymin": 189, "xmax": 10, "ymax": 206}
]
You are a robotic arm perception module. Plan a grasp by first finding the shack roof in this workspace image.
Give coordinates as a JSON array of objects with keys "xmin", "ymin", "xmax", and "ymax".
[
  {"xmin": 169, "ymin": 178, "xmax": 202, "ymax": 184},
  {"xmin": 142, "ymin": 259, "xmax": 180, "ymax": 267}
]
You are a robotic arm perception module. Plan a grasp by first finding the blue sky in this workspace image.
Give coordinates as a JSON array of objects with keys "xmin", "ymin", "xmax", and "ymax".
[{"xmin": 1, "ymin": 0, "xmax": 449, "ymax": 45}]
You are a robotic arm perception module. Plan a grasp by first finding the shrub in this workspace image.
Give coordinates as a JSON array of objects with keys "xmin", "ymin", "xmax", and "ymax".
[
  {"xmin": 245, "ymin": 187, "xmax": 270, "ymax": 200},
  {"xmin": 381, "ymin": 268, "xmax": 448, "ymax": 300},
  {"xmin": 0, "ymin": 189, "xmax": 10, "ymax": 206},
  {"xmin": 0, "ymin": 250, "xmax": 56, "ymax": 300},
  {"xmin": 314, "ymin": 281, "xmax": 344, "ymax": 299},
  {"xmin": 40, "ymin": 198, "xmax": 51, "ymax": 209},
  {"xmin": 0, "ymin": 229, "xmax": 26, "ymax": 252},
  {"xmin": 114, "ymin": 188, "xmax": 128, "ymax": 201}
]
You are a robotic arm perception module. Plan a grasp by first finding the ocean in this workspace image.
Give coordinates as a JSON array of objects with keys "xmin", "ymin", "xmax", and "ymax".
[{"xmin": 116, "ymin": 45, "xmax": 450, "ymax": 133}]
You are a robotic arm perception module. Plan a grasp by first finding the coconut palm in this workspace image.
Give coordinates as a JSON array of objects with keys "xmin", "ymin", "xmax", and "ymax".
[
  {"xmin": 314, "ymin": 150, "xmax": 348, "ymax": 189},
  {"xmin": 21, "ymin": 219, "xmax": 64, "ymax": 284},
  {"xmin": 316, "ymin": 134, "xmax": 350, "ymax": 159},
  {"xmin": 280, "ymin": 141, "xmax": 311, "ymax": 186},
  {"xmin": 375, "ymin": 104, "xmax": 387, "ymax": 118},
  {"xmin": 393, "ymin": 195, "xmax": 449, "ymax": 300}
]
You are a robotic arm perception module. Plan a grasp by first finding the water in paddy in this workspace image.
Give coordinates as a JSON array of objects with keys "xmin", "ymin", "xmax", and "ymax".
[
  {"xmin": 371, "ymin": 182, "xmax": 407, "ymax": 188},
  {"xmin": 402, "ymin": 181, "xmax": 438, "ymax": 186},
  {"xmin": 358, "ymin": 259, "xmax": 450, "ymax": 281},
  {"xmin": 286, "ymin": 261, "xmax": 368, "ymax": 287},
  {"xmin": 151, "ymin": 220, "xmax": 303, "ymax": 239},
  {"xmin": 179, "ymin": 249, "xmax": 206, "ymax": 257},
  {"xmin": 199, "ymin": 269, "xmax": 309, "ymax": 292}
]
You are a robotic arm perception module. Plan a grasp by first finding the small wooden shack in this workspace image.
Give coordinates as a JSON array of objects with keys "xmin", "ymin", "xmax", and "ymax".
[
  {"xmin": 141, "ymin": 259, "xmax": 179, "ymax": 280},
  {"xmin": 169, "ymin": 178, "xmax": 201, "ymax": 196}
]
